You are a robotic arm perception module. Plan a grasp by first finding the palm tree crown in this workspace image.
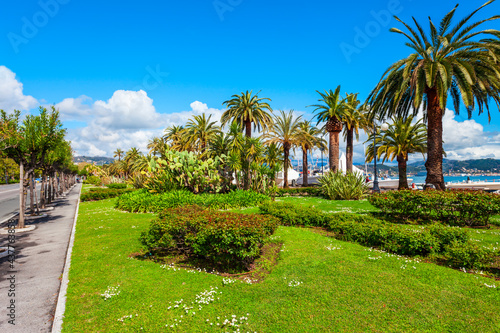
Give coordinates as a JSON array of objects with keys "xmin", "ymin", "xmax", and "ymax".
[
  {"xmin": 367, "ymin": 2, "xmax": 500, "ymax": 189},
  {"xmin": 185, "ymin": 113, "xmax": 221, "ymax": 155},
  {"xmin": 310, "ymin": 85, "xmax": 346, "ymax": 172},
  {"xmin": 222, "ymin": 90, "xmax": 273, "ymax": 138},
  {"xmin": 366, "ymin": 115, "xmax": 427, "ymax": 190}
]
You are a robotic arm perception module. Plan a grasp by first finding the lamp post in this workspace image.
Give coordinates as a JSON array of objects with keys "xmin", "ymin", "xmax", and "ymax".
[{"xmin": 372, "ymin": 121, "xmax": 389, "ymax": 193}]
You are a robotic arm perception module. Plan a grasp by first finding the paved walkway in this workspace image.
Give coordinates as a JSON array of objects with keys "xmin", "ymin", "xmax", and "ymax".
[{"xmin": 0, "ymin": 184, "xmax": 81, "ymax": 332}]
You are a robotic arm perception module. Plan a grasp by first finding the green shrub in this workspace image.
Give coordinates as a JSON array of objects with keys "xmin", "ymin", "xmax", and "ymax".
[
  {"xmin": 116, "ymin": 189, "xmax": 269, "ymax": 213},
  {"xmin": 318, "ymin": 171, "xmax": 369, "ymax": 200},
  {"xmin": 84, "ymin": 175, "xmax": 101, "ymax": 186},
  {"xmin": 444, "ymin": 240, "xmax": 498, "ymax": 269},
  {"xmin": 369, "ymin": 190, "xmax": 500, "ymax": 227},
  {"xmin": 275, "ymin": 187, "xmax": 323, "ymax": 197},
  {"xmin": 140, "ymin": 205, "xmax": 280, "ymax": 269},
  {"xmin": 80, "ymin": 188, "xmax": 135, "ymax": 202},
  {"xmin": 106, "ymin": 183, "xmax": 127, "ymax": 189},
  {"xmin": 258, "ymin": 201, "xmax": 328, "ymax": 227},
  {"xmin": 260, "ymin": 201, "xmax": 473, "ymax": 258}
]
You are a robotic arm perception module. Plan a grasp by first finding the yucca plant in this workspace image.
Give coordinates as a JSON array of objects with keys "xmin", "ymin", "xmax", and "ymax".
[{"xmin": 318, "ymin": 171, "xmax": 369, "ymax": 200}]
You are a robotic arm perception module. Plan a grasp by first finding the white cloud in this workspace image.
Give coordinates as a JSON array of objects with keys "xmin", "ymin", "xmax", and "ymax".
[
  {"xmin": 66, "ymin": 96, "xmax": 226, "ymax": 157},
  {"xmin": 0, "ymin": 66, "xmax": 38, "ymax": 111},
  {"xmin": 55, "ymin": 95, "xmax": 93, "ymax": 120}
]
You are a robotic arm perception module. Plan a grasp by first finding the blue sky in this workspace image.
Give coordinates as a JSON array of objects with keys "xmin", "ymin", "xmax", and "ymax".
[{"xmin": 1, "ymin": 0, "xmax": 499, "ymax": 162}]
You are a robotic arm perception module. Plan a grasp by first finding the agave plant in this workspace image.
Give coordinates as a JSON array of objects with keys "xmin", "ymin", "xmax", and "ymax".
[{"xmin": 318, "ymin": 171, "xmax": 369, "ymax": 200}]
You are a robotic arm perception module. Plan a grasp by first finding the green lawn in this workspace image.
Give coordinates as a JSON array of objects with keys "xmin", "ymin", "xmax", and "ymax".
[{"xmin": 63, "ymin": 198, "xmax": 500, "ymax": 332}]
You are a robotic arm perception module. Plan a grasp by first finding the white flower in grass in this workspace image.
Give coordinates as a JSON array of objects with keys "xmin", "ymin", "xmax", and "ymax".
[
  {"xmin": 101, "ymin": 285, "xmax": 121, "ymax": 300},
  {"xmin": 288, "ymin": 279, "xmax": 302, "ymax": 287}
]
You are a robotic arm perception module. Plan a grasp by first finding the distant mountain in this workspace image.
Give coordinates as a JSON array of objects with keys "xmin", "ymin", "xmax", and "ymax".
[
  {"xmin": 73, "ymin": 156, "xmax": 114, "ymax": 165},
  {"xmin": 356, "ymin": 158, "xmax": 500, "ymax": 174},
  {"xmin": 409, "ymin": 158, "xmax": 500, "ymax": 172}
]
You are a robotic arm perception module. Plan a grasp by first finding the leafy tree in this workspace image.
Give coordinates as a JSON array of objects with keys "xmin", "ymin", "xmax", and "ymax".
[{"xmin": 367, "ymin": 2, "xmax": 500, "ymax": 190}]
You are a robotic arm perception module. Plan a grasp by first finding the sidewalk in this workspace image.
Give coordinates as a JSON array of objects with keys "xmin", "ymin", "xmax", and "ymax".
[{"xmin": 0, "ymin": 183, "xmax": 81, "ymax": 332}]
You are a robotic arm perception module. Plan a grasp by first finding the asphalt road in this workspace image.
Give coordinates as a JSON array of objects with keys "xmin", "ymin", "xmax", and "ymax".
[{"xmin": 0, "ymin": 184, "xmax": 42, "ymax": 223}]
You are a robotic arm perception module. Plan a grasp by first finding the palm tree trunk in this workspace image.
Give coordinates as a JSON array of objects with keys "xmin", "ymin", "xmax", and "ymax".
[
  {"xmin": 284, "ymin": 147, "xmax": 290, "ymax": 188},
  {"xmin": 18, "ymin": 161, "xmax": 25, "ymax": 229},
  {"xmin": 346, "ymin": 128, "xmax": 354, "ymax": 173},
  {"xmin": 245, "ymin": 120, "xmax": 252, "ymax": 138},
  {"xmin": 425, "ymin": 88, "xmax": 445, "ymax": 190},
  {"xmin": 329, "ymin": 131, "xmax": 340, "ymax": 173},
  {"xmin": 397, "ymin": 154, "xmax": 409, "ymax": 190},
  {"xmin": 302, "ymin": 148, "xmax": 308, "ymax": 187}
]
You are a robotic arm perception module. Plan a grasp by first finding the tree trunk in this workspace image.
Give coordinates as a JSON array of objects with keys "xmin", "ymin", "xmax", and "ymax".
[
  {"xmin": 283, "ymin": 146, "xmax": 290, "ymax": 188},
  {"xmin": 34, "ymin": 180, "xmax": 40, "ymax": 215},
  {"xmin": 40, "ymin": 174, "xmax": 46, "ymax": 209},
  {"xmin": 18, "ymin": 161, "xmax": 25, "ymax": 229},
  {"xmin": 245, "ymin": 120, "xmax": 252, "ymax": 138},
  {"xmin": 29, "ymin": 174, "xmax": 35, "ymax": 214},
  {"xmin": 47, "ymin": 174, "xmax": 52, "ymax": 204},
  {"xmin": 397, "ymin": 154, "xmax": 409, "ymax": 190},
  {"xmin": 302, "ymin": 147, "xmax": 308, "ymax": 187},
  {"xmin": 329, "ymin": 131, "xmax": 340, "ymax": 173},
  {"xmin": 346, "ymin": 128, "xmax": 354, "ymax": 173},
  {"xmin": 425, "ymin": 88, "xmax": 445, "ymax": 190}
]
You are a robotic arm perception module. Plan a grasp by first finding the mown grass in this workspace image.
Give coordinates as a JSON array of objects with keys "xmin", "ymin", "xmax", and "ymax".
[{"xmin": 63, "ymin": 198, "xmax": 500, "ymax": 332}]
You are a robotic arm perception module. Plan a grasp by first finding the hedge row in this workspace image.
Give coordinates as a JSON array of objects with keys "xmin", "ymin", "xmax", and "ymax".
[
  {"xmin": 140, "ymin": 205, "xmax": 280, "ymax": 269},
  {"xmin": 275, "ymin": 187, "xmax": 323, "ymax": 197},
  {"xmin": 115, "ymin": 189, "xmax": 269, "ymax": 213},
  {"xmin": 369, "ymin": 190, "xmax": 500, "ymax": 227},
  {"xmin": 80, "ymin": 188, "xmax": 136, "ymax": 202},
  {"xmin": 258, "ymin": 201, "xmax": 498, "ymax": 269}
]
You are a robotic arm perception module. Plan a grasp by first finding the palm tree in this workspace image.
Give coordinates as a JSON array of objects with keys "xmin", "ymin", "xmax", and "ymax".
[
  {"xmin": 147, "ymin": 137, "xmax": 168, "ymax": 157},
  {"xmin": 113, "ymin": 149, "xmax": 124, "ymax": 161},
  {"xmin": 263, "ymin": 142, "xmax": 283, "ymax": 186},
  {"xmin": 311, "ymin": 86, "xmax": 345, "ymax": 173},
  {"xmin": 367, "ymin": 2, "xmax": 500, "ymax": 190},
  {"xmin": 263, "ymin": 110, "xmax": 302, "ymax": 188},
  {"xmin": 297, "ymin": 122, "xmax": 327, "ymax": 187},
  {"xmin": 222, "ymin": 90, "xmax": 273, "ymax": 138},
  {"xmin": 164, "ymin": 125, "xmax": 189, "ymax": 152},
  {"xmin": 185, "ymin": 114, "xmax": 220, "ymax": 155},
  {"xmin": 366, "ymin": 115, "xmax": 427, "ymax": 190},
  {"xmin": 342, "ymin": 93, "xmax": 369, "ymax": 173}
]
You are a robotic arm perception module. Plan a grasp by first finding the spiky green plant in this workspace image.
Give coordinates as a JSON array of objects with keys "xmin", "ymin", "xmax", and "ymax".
[{"xmin": 318, "ymin": 171, "xmax": 369, "ymax": 200}]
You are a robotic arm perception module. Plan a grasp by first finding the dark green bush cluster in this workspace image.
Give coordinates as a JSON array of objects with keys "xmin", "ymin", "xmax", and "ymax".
[
  {"xmin": 81, "ymin": 188, "xmax": 136, "ymax": 202},
  {"xmin": 116, "ymin": 189, "xmax": 269, "ymax": 213},
  {"xmin": 275, "ymin": 187, "xmax": 323, "ymax": 197},
  {"xmin": 369, "ymin": 190, "xmax": 500, "ymax": 227},
  {"xmin": 258, "ymin": 201, "xmax": 328, "ymax": 227},
  {"xmin": 83, "ymin": 175, "xmax": 101, "ymax": 186},
  {"xmin": 106, "ymin": 183, "xmax": 127, "ymax": 189},
  {"xmin": 258, "ymin": 201, "xmax": 498, "ymax": 268},
  {"xmin": 140, "ymin": 205, "xmax": 280, "ymax": 269}
]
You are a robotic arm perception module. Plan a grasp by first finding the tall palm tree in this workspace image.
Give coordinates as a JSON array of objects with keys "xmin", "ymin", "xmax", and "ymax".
[
  {"xmin": 263, "ymin": 110, "xmax": 302, "ymax": 188},
  {"xmin": 367, "ymin": 2, "xmax": 500, "ymax": 190},
  {"xmin": 366, "ymin": 115, "xmax": 427, "ymax": 190},
  {"xmin": 221, "ymin": 90, "xmax": 273, "ymax": 138},
  {"xmin": 297, "ymin": 122, "xmax": 327, "ymax": 187},
  {"xmin": 342, "ymin": 93, "xmax": 369, "ymax": 173},
  {"xmin": 185, "ymin": 113, "xmax": 220, "ymax": 156},
  {"xmin": 310, "ymin": 86, "xmax": 345, "ymax": 173},
  {"xmin": 113, "ymin": 148, "xmax": 124, "ymax": 161},
  {"xmin": 147, "ymin": 137, "xmax": 168, "ymax": 157}
]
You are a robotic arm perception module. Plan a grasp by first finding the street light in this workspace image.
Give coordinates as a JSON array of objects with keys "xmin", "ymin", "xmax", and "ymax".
[{"xmin": 372, "ymin": 121, "xmax": 389, "ymax": 193}]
